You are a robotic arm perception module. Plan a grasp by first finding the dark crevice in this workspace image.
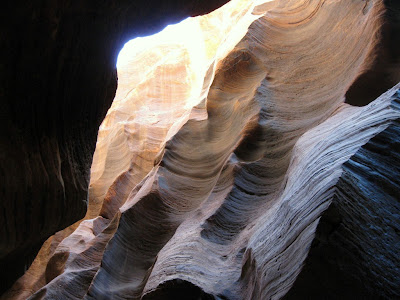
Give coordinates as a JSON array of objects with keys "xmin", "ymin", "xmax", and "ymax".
[
  {"xmin": 345, "ymin": 0, "xmax": 400, "ymax": 106},
  {"xmin": 143, "ymin": 279, "xmax": 218, "ymax": 300}
]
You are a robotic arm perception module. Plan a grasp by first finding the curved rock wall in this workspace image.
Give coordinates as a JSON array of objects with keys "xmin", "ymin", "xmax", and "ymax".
[
  {"xmin": 0, "ymin": 0, "xmax": 229, "ymax": 294},
  {"xmin": 285, "ymin": 96, "xmax": 400, "ymax": 298},
  {"xmin": 2, "ymin": 0, "xmax": 400, "ymax": 299}
]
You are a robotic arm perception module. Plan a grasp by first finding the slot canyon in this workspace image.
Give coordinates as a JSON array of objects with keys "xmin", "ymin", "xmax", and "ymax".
[{"xmin": 1, "ymin": 0, "xmax": 400, "ymax": 299}]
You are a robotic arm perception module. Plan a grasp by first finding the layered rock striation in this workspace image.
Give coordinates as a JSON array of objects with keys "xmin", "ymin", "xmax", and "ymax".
[
  {"xmin": 285, "ymin": 97, "xmax": 400, "ymax": 299},
  {"xmin": 2, "ymin": 0, "xmax": 400, "ymax": 299},
  {"xmin": 0, "ymin": 0, "xmax": 229, "ymax": 293}
]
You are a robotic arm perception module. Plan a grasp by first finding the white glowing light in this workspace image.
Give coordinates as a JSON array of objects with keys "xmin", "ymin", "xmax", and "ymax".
[{"xmin": 117, "ymin": 18, "xmax": 196, "ymax": 69}]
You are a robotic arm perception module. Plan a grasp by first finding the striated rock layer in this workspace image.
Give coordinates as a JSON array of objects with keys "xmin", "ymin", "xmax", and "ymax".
[
  {"xmin": 0, "ymin": 0, "xmax": 229, "ymax": 293},
  {"xmin": 285, "ymin": 95, "xmax": 400, "ymax": 299},
  {"xmin": 2, "ymin": 0, "xmax": 400, "ymax": 299}
]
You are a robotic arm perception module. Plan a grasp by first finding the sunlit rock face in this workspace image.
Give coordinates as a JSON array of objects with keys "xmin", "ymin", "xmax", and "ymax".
[
  {"xmin": 3, "ymin": 0, "xmax": 400, "ymax": 299},
  {"xmin": 0, "ymin": 0, "xmax": 229, "ymax": 293}
]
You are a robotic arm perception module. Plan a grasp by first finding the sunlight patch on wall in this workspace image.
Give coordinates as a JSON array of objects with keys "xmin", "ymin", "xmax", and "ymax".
[{"xmin": 89, "ymin": 0, "xmax": 269, "ymax": 214}]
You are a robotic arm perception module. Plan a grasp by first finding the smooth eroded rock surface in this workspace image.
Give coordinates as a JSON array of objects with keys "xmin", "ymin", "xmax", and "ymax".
[
  {"xmin": 1, "ymin": 0, "xmax": 399, "ymax": 299},
  {"xmin": 0, "ymin": 0, "xmax": 229, "ymax": 293}
]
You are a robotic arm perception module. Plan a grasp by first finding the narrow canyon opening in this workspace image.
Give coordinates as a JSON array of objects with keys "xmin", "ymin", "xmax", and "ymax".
[{"xmin": 2, "ymin": 0, "xmax": 399, "ymax": 299}]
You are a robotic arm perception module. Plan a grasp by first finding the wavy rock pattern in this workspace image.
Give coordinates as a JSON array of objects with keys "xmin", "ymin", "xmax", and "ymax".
[
  {"xmin": 285, "ymin": 96, "xmax": 400, "ymax": 299},
  {"xmin": 0, "ymin": 0, "xmax": 229, "ymax": 293},
  {"xmin": 3, "ymin": 0, "xmax": 400, "ymax": 299}
]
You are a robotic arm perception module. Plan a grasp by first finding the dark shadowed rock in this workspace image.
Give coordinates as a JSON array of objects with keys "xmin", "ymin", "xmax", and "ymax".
[
  {"xmin": 1, "ymin": 0, "xmax": 399, "ymax": 298},
  {"xmin": 286, "ymin": 93, "xmax": 400, "ymax": 299},
  {"xmin": 0, "ymin": 0, "xmax": 229, "ymax": 293}
]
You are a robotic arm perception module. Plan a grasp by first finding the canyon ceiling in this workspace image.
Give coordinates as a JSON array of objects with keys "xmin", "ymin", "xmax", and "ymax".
[{"xmin": 1, "ymin": 0, "xmax": 399, "ymax": 299}]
